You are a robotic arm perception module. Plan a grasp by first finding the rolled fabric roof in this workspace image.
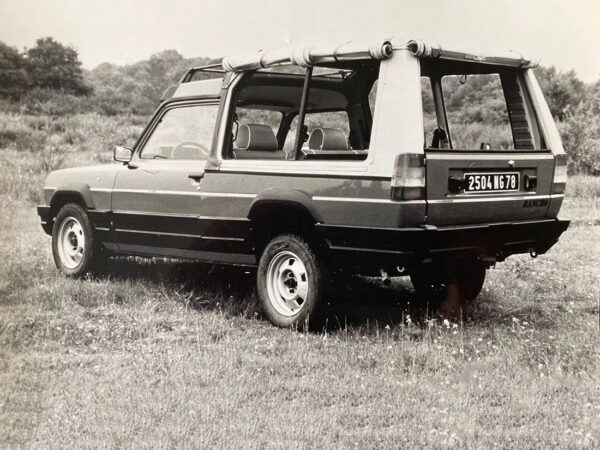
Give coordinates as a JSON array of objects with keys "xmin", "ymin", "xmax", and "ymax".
[
  {"xmin": 406, "ymin": 39, "xmax": 539, "ymax": 69},
  {"xmin": 222, "ymin": 40, "xmax": 394, "ymax": 72},
  {"xmin": 221, "ymin": 39, "xmax": 538, "ymax": 73}
]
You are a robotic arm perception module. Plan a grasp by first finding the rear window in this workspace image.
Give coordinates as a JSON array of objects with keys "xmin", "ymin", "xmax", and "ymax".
[
  {"xmin": 442, "ymin": 74, "xmax": 514, "ymax": 149},
  {"xmin": 422, "ymin": 67, "xmax": 544, "ymax": 151}
]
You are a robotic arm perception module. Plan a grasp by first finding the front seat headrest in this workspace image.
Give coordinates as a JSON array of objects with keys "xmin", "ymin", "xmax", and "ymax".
[
  {"xmin": 234, "ymin": 124, "xmax": 278, "ymax": 151},
  {"xmin": 308, "ymin": 128, "xmax": 348, "ymax": 151}
]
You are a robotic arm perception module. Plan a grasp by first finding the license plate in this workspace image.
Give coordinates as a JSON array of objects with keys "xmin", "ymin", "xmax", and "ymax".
[{"xmin": 465, "ymin": 172, "xmax": 519, "ymax": 193}]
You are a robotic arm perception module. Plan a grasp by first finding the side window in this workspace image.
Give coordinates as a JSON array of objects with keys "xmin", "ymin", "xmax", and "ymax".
[
  {"xmin": 226, "ymin": 64, "xmax": 378, "ymax": 161},
  {"xmin": 368, "ymin": 80, "xmax": 377, "ymax": 117},
  {"xmin": 284, "ymin": 112, "xmax": 351, "ymax": 151},
  {"xmin": 236, "ymin": 108, "xmax": 282, "ymax": 138},
  {"xmin": 139, "ymin": 104, "xmax": 218, "ymax": 160},
  {"xmin": 228, "ymin": 82, "xmax": 297, "ymax": 160},
  {"xmin": 421, "ymin": 77, "xmax": 437, "ymax": 148}
]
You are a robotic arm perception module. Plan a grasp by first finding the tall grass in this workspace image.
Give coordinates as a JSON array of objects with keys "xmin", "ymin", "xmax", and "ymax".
[
  {"xmin": 0, "ymin": 196, "xmax": 598, "ymax": 447},
  {"xmin": 0, "ymin": 110, "xmax": 598, "ymax": 447},
  {"xmin": 0, "ymin": 112, "xmax": 143, "ymax": 203}
]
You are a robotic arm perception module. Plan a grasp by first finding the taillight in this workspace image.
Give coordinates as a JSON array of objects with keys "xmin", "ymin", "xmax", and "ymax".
[
  {"xmin": 552, "ymin": 153, "xmax": 567, "ymax": 194},
  {"xmin": 391, "ymin": 153, "xmax": 426, "ymax": 201}
]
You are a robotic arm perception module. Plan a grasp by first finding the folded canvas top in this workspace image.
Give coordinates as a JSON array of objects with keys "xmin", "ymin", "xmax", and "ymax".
[
  {"xmin": 407, "ymin": 39, "xmax": 538, "ymax": 69},
  {"xmin": 221, "ymin": 38, "xmax": 538, "ymax": 73},
  {"xmin": 222, "ymin": 39, "xmax": 394, "ymax": 72}
]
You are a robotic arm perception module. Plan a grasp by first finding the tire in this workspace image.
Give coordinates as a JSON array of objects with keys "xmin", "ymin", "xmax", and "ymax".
[
  {"xmin": 257, "ymin": 234, "xmax": 330, "ymax": 330},
  {"xmin": 52, "ymin": 203, "xmax": 106, "ymax": 277},
  {"xmin": 410, "ymin": 260, "xmax": 486, "ymax": 319}
]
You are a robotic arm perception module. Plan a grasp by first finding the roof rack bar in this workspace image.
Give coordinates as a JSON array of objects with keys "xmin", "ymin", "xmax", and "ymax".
[
  {"xmin": 251, "ymin": 68, "xmax": 353, "ymax": 79},
  {"xmin": 316, "ymin": 70, "xmax": 353, "ymax": 78},
  {"xmin": 180, "ymin": 64, "xmax": 226, "ymax": 83}
]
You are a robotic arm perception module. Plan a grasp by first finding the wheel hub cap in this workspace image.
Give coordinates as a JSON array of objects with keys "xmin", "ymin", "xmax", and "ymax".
[
  {"xmin": 266, "ymin": 251, "xmax": 309, "ymax": 317},
  {"xmin": 57, "ymin": 217, "xmax": 85, "ymax": 269}
]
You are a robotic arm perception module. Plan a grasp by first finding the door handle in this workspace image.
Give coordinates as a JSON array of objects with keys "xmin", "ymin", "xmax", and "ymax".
[{"xmin": 188, "ymin": 172, "xmax": 205, "ymax": 181}]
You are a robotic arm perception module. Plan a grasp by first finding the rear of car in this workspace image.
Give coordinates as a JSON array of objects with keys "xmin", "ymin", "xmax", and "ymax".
[{"xmin": 389, "ymin": 41, "xmax": 569, "ymax": 265}]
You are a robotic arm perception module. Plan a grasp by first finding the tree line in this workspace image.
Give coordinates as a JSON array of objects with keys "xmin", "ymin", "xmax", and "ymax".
[
  {"xmin": 1, "ymin": 37, "xmax": 92, "ymax": 99},
  {"xmin": 0, "ymin": 37, "xmax": 219, "ymax": 116},
  {"xmin": 1, "ymin": 36, "xmax": 597, "ymax": 118},
  {"xmin": 0, "ymin": 37, "xmax": 598, "ymax": 173}
]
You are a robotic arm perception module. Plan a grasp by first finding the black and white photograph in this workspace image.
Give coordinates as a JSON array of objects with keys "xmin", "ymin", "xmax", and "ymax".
[{"xmin": 0, "ymin": 0, "xmax": 598, "ymax": 447}]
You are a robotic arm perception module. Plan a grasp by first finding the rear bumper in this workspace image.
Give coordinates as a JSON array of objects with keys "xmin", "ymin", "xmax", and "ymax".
[
  {"xmin": 318, "ymin": 218, "xmax": 570, "ymax": 268},
  {"xmin": 37, "ymin": 205, "xmax": 52, "ymax": 235}
]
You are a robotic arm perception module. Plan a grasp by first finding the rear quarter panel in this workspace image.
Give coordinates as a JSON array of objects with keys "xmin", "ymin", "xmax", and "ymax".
[{"xmin": 201, "ymin": 169, "xmax": 425, "ymax": 228}]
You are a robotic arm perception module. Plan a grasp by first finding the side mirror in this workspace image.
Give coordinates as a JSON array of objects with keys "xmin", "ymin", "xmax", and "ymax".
[{"xmin": 114, "ymin": 146, "xmax": 133, "ymax": 163}]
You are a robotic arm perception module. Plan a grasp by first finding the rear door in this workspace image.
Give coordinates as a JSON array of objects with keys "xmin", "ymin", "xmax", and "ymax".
[
  {"xmin": 423, "ymin": 69, "xmax": 554, "ymax": 226},
  {"xmin": 425, "ymin": 151, "xmax": 554, "ymax": 226}
]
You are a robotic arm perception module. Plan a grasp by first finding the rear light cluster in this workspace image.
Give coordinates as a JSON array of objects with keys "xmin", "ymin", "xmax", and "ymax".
[
  {"xmin": 391, "ymin": 153, "xmax": 425, "ymax": 201},
  {"xmin": 552, "ymin": 153, "xmax": 567, "ymax": 194}
]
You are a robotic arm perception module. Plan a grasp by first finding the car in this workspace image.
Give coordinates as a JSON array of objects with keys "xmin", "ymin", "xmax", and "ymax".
[{"xmin": 38, "ymin": 38, "xmax": 570, "ymax": 328}]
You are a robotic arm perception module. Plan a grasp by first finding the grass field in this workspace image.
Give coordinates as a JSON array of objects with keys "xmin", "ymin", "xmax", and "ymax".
[{"xmin": 0, "ymin": 113, "xmax": 599, "ymax": 447}]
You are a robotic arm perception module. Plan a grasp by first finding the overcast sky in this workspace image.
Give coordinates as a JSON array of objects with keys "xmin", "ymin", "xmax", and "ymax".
[{"xmin": 1, "ymin": 0, "xmax": 599, "ymax": 81}]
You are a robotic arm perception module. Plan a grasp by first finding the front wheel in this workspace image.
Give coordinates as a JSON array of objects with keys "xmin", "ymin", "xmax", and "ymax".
[
  {"xmin": 52, "ymin": 203, "xmax": 105, "ymax": 276},
  {"xmin": 257, "ymin": 234, "xmax": 330, "ymax": 329}
]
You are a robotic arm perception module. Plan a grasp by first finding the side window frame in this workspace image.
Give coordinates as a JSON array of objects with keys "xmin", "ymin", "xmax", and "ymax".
[
  {"xmin": 132, "ymin": 99, "xmax": 221, "ymax": 163},
  {"xmin": 220, "ymin": 67, "xmax": 379, "ymax": 163},
  {"xmin": 430, "ymin": 75, "xmax": 453, "ymax": 149}
]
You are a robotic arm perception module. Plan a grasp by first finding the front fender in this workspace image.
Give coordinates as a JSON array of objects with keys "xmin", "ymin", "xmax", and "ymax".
[{"xmin": 51, "ymin": 183, "xmax": 95, "ymax": 209}]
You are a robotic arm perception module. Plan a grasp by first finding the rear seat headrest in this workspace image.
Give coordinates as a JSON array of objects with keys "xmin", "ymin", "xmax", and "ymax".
[
  {"xmin": 308, "ymin": 128, "xmax": 348, "ymax": 151},
  {"xmin": 234, "ymin": 124, "xmax": 278, "ymax": 151}
]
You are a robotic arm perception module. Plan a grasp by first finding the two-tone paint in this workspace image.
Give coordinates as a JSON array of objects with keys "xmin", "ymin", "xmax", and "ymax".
[{"xmin": 37, "ymin": 48, "xmax": 569, "ymax": 271}]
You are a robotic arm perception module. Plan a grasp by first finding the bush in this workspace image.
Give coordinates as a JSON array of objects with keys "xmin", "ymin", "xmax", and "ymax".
[
  {"xmin": 0, "ymin": 113, "xmax": 47, "ymax": 150},
  {"xmin": 560, "ymin": 102, "xmax": 600, "ymax": 175},
  {"xmin": 20, "ymin": 88, "xmax": 88, "ymax": 116},
  {"xmin": 535, "ymin": 66, "xmax": 586, "ymax": 120}
]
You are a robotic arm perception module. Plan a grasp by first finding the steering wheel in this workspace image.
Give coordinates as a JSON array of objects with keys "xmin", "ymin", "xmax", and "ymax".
[{"xmin": 171, "ymin": 141, "xmax": 210, "ymax": 159}]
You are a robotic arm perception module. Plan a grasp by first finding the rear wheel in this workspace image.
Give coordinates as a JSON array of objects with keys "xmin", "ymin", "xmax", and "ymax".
[
  {"xmin": 257, "ymin": 234, "xmax": 330, "ymax": 329},
  {"xmin": 52, "ymin": 203, "xmax": 106, "ymax": 276},
  {"xmin": 411, "ymin": 260, "xmax": 486, "ymax": 319}
]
